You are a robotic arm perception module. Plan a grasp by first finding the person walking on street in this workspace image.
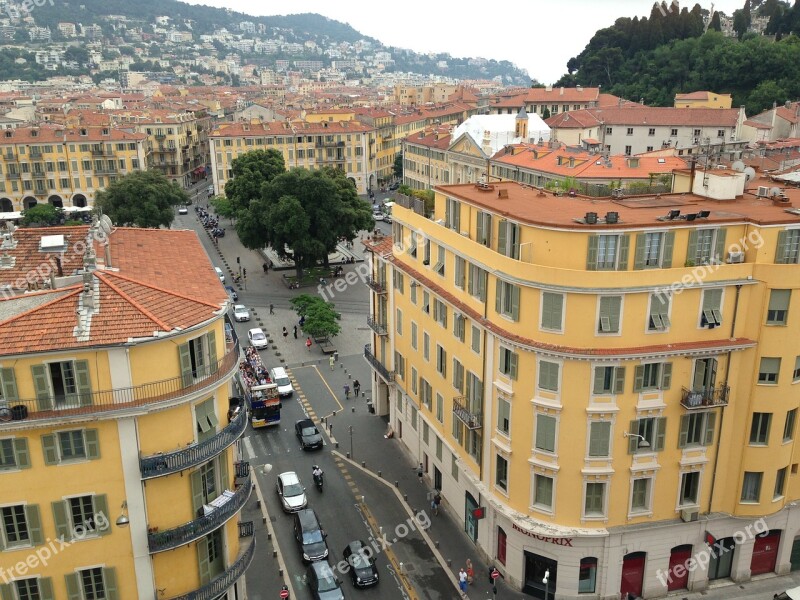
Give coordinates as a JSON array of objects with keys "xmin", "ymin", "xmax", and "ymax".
[
  {"xmin": 343, "ymin": 384, "xmax": 350, "ymax": 399},
  {"xmin": 458, "ymin": 568, "xmax": 468, "ymax": 597},
  {"xmin": 282, "ymin": 326, "xmax": 288, "ymax": 341},
  {"xmin": 269, "ymin": 303, "xmax": 275, "ymax": 315},
  {"xmin": 329, "ymin": 355, "xmax": 335, "ymax": 371},
  {"xmin": 466, "ymin": 558, "xmax": 474, "ymax": 584},
  {"xmin": 293, "ymin": 325, "xmax": 298, "ymax": 339},
  {"xmin": 306, "ymin": 337, "xmax": 312, "ymax": 351},
  {"xmin": 353, "ymin": 379, "xmax": 360, "ymax": 397},
  {"xmin": 433, "ymin": 491, "xmax": 442, "ymax": 516},
  {"xmin": 417, "ymin": 463, "xmax": 424, "ymax": 482}
]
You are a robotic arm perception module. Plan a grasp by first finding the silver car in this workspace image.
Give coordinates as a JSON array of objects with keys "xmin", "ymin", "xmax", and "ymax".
[
  {"xmin": 233, "ymin": 304, "xmax": 250, "ymax": 322},
  {"xmin": 276, "ymin": 471, "xmax": 307, "ymax": 513}
]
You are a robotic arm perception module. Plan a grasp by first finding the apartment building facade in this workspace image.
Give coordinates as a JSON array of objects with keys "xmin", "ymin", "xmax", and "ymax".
[
  {"xmin": 0, "ymin": 222, "xmax": 253, "ymax": 599},
  {"xmin": 365, "ymin": 176, "xmax": 800, "ymax": 599}
]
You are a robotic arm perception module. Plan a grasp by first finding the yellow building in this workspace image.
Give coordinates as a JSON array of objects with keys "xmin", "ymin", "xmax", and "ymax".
[
  {"xmin": 0, "ymin": 124, "xmax": 148, "ymax": 213},
  {"xmin": 0, "ymin": 220, "xmax": 253, "ymax": 599},
  {"xmin": 674, "ymin": 91, "xmax": 733, "ymax": 109},
  {"xmin": 365, "ymin": 174, "xmax": 800, "ymax": 598}
]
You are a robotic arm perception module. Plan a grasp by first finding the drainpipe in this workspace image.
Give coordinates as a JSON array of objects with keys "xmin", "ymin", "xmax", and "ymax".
[{"xmin": 707, "ymin": 283, "xmax": 742, "ymax": 512}]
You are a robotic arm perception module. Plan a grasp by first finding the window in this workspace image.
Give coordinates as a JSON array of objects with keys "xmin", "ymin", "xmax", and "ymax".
[
  {"xmin": 445, "ymin": 198, "xmax": 461, "ymax": 230},
  {"xmin": 533, "ymin": 474, "xmax": 553, "ymax": 509},
  {"xmin": 678, "ymin": 412, "xmax": 716, "ymax": 448},
  {"xmin": 179, "ymin": 332, "xmax": 218, "ymax": 384},
  {"xmin": 628, "ymin": 417, "xmax": 667, "ymax": 453},
  {"xmin": 434, "ymin": 245, "xmax": 445, "ymax": 276},
  {"xmin": 408, "ymin": 231, "xmax": 417, "ymax": 258},
  {"xmin": 423, "ymin": 238, "xmax": 431, "ymax": 264},
  {"xmin": 452, "ymin": 358, "xmax": 464, "ymax": 392},
  {"xmin": 476, "ymin": 211, "xmax": 492, "ymax": 246},
  {"xmin": 718, "ymin": 129, "xmax": 725, "ymax": 138},
  {"xmin": 436, "ymin": 435, "xmax": 443, "ymax": 459},
  {"xmin": 436, "ymin": 393, "xmax": 443, "ymax": 423},
  {"xmin": 688, "ymin": 228, "xmax": 726, "ymax": 265},
  {"xmin": 775, "ymin": 230, "xmax": 800, "ymax": 264},
  {"xmin": 393, "ymin": 271, "xmax": 404, "ymax": 293},
  {"xmin": 1, "ymin": 504, "xmax": 41, "ymax": 548},
  {"xmin": 671, "ymin": 128, "xmax": 678, "ymax": 136},
  {"xmin": 597, "ymin": 296, "xmax": 622, "ymax": 334},
  {"xmin": 194, "ymin": 398, "xmax": 219, "ymax": 442},
  {"xmin": 741, "ymin": 472, "xmax": 762, "ymax": 503},
  {"xmin": 540, "ymin": 292, "xmax": 563, "ymax": 331},
  {"xmin": 633, "ymin": 362, "xmax": 672, "ymax": 392},
  {"xmin": 420, "ymin": 379, "xmax": 432, "ymax": 410},
  {"xmin": 784, "ymin": 409, "xmax": 797, "ymax": 442},
  {"xmin": 411, "ymin": 322, "xmax": 418, "ymax": 350},
  {"xmin": 451, "ymin": 455, "xmax": 459, "ymax": 481},
  {"xmin": 41, "ymin": 429, "xmax": 99, "ymax": 464},
  {"xmin": 394, "ymin": 352, "xmax": 405, "ymax": 381},
  {"xmin": 423, "ymin": 332, "xmax": 430, "ymax": 361},
  {"xmin": 411, "ymin": 367, "xmax": 418, "ymax": 394},
  {"xmin": 433, "ymin": 298, "xmax": 447, "ymax": 327},
  {"xmin": 593, "ymin": 366, "xmax": 625, "ymax": 394},
  {"xmin": 648, "ymin": 128, "xmax": 656, "ymax": 136},
  {"xmin": 71, "ymin": 567, "xmax": 116, "ymax": 600},
  {"xmin": 31, "ymin": 359, "xmax": 91, "ymax": 408},
  {"xmin": 700, "ymin": 288, "xmax": 723, "ymax": 327},
  {"xmin": 497, "ymin": 220, "xmax": 520, "ymax": 259},
  {"xmin": 606, "ymin": 127, "xmax": 612, "ymax": 135},
  {"xmin": 775, "ymin": 467, "xmax": 788, "ymax": 499},
  {"xmin": 648, "ymin": 293, "xmax": 671, "ymax": 331},
  {"xmin": 634, "ymin": 231, "xmax": 674, "ymax": 269},
  {"xmin": 497, "ymin": 398, "xmax": 510, "ymax": 435},
  {"xmin": 468, "ymin": 264, "xmax": 487, "ymax": 300},
  {"xmin": 749, "ymin": 413, "xmax": 772, "ymax": 445},
  {"xmin": 626, "ymin": 127, "xmax": 634, "ymax": 135},
  {"xmin": 499, "ymin": 347, "xmax": 518, "ymax": 379},
  {"xmin": 631, "ymin": 478, "xmax": 651, "ymax": 512},
  {"xmin": 471, "ymin": 326, "xmax": 481, "ymax": 353},
  {"xmin": 584, "ymin": 482, "xmax": 606, "ymax": 516},
  {"xmin": 693, "ymin": 129, "xmax": 701, "ymax": 137},
  {"xmin": 396, "ymin": 308, "xmax": 403, "ymax": 334},
  {"xmin": 436, "ymin": 345, "xmax": 447, "ymax": 377},
  {"xmin": 454, "ymin": 256, "xmax": 465, "ymax": 289},
  {"xmin": 587, "ymin": 234, "xmax": 629, "ymax": 271},
  {"xmin": 758, "ymin": 357, "xmax": 781, "ymax": 384},
  {"xmin": 0, "ymin": 437, "xmax": 29, "ymax": 470},
  {"xmin": 588, "ymin": 421, "xmax": 611, "ymax": 457},
  {"xmin": 495, "ymin": 280, "xmax": 520, "ymax": 320},
  {"xmin": 52, "ymin": 494, "xmax": 109, "ymax": 541},
  {"xmin": 795, "ymin": 356, "xmax": 800, "ymax": 382},
  {"xmin": 679, "ymin": 472, "xmax": 700, "ymax": 506},
  {"xmin": 767, "ymin": 290, "xmax": 791, "ymax": 325},
  {"xmin": 578, "ymin": 557, "xmax": 598, "ymax": 593},
  {"xmin": 535, "ymin": 414, "xmax": 557, "ymax": 452},
  {"xmin": 625, "ymin": 145, "xmax": 632, "ymax": 155},
  {"xmin": 13, "ymin": 578, "xmax": 47, "ymax": 600},
  {"xmin": 495, "ymin": 455, "xmax": 508, "ymax": 491},
  {"xmin": 453, "ymin": 313, "xmax": 466, "ymax": 342},
  {"xmin": 423, "ymin": 421, "xmax": 429, "ymax": 445},
  {"xmin": 538, "ymin": 361, "xmax": 559, "ymax": 392}
]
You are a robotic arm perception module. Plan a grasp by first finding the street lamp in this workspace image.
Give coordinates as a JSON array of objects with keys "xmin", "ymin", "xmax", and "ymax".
[
  {"xmin": 623, "ymin": 432, "xmax": 651, "ymax": 449},
  {"xmin": 542, "ymin": 569, "xmax": 549, "ymax": 600}
]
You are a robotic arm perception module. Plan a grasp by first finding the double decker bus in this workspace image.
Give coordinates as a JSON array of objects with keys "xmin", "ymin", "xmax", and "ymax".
[{"xmin": 249, "ymin": 383, "xmax": 280, "ymax": 428}]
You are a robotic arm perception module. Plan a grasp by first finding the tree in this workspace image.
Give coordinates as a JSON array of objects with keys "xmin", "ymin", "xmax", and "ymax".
[
  {"xmin": 224, "ymin": 149, "xmax": 285, "ymax": 212},
  {"xmin": 290, "ymin": 294, "xmax": 341, "ymax": 339},
  {"xmin": 709, "ymin": 11, "xmax": 722, "ymax": 31},
  {"xmin": 392, "ymin": 153, "xmax": 403, "ymax": 180},
  {"xmin": 20, "ymin": 204, "xmax": 64, "ymax": 227},
  {"xmin": 210, "ymin": 196, "xmax": 236, "ymax": 221},
  {"xmin": 94, "ymin": 170, "xmax": 188, "ymax": 228}
]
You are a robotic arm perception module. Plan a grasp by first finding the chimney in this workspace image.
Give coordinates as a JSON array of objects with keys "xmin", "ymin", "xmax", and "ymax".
[{"xmin": 104, "ymin": 242, "xmax": 112, "ymax": 269}]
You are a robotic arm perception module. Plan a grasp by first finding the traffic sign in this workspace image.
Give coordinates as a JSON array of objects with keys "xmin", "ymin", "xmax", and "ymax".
[
  {"xmin": 279, "ymin": 588, "xmax": 289, "ymax": 599},
  {"xmin": 491, "ymin": 569, "xmax": 500, "ymax": 580}
]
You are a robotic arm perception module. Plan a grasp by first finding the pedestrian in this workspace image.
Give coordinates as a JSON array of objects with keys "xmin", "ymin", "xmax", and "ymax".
[
  {"xmin": 282, "ymin": 326, "xmax": 288, "ymax": 341},
  {"xmin": 329, "ymin": 355, "xmax": 335, "ymax": 371},
  {"xmin": 293, "ymin": 325, "xmax": 298, "ymax": 339},
  {"xmin": 306, "ymin": 337, "xmax": 312, "ymax": 351},
  {"xmin": 417, "ymin": 463, "xmax": 423, "ymax": 482},
  {"xmin": 269, "ymin": 303, "xmax": 275, "ymax": 315},
  {"xmin": 458, "ymin": 567, "xmax": 468, "ymax": 596},
  {"xmin": 263, "ymin": 262, "xmax": 269, "ymax": 273},
  {"xmin": 344, "ymin": 384, "xmax": 350, "ymax": 399},
  {"xmin": 434, "ymin": 491, "xmax": 442, "ymax": 516},
  {"xmin": 299, "ymin": 315, "xmax": 305, "ymax": 327},
  {"xmin": 353, "ymin": 379, "xmax": 361, "ymax": 397},
  {"xmin": 466, "ymin": 558, "xmax": 474, "ymax": 584}
]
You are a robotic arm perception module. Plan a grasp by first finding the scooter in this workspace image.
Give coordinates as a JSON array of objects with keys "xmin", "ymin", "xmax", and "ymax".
[{"xmin": 313, "ymin": 469, "xmax": 324, "ymax": 492}]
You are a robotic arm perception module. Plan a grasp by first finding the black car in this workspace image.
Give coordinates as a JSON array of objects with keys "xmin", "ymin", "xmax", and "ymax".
[
  {"xmin": 293, "ymin": 509, "xmax": 329, "ymax": 562},
  {"xmin": 306, "ymin": 560, "xmax": 345, "ymax": 600},
  {"xmin": 343, "ymin": 540, "xmax": 379, "ymax": 588},
  {"xmin": 388, "ymin": 181, "xmax": 400, "ymax": 190},
  {"xmin": 295, "ymin": 418, "xmax": 323, "ymax": 450},
  {"xmin": 224, "ymin": 285, "xmax": 238, "ymax": 301}
]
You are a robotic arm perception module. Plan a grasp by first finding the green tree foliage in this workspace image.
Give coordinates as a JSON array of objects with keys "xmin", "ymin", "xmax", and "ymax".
[
  {"xmin": 709, "ymin": 11, "xmax": 722, "ymax": 31},
  {"xmin": 289, "ymin": 294, "xmax": 341, "ymax": 339},
  {"xmin": 210, "ymin": 196, "xmax": 236, "ymax": 220},
  {"xmin": 393, "ymin": 153, "xmax": 403, "ymax": 180},
  {"xmin": 236, "ymin": 168, "xmax": 373, "ymax": 278},
  {"xmin": 95, "ymin": 170, "xmax": 188, "ymax": 228},
  {"xmin": 20, "ymin": 204, "xmax": 64, "ymax": 227},
  {"xmin": 224, "ymin": 149, "xmax": 286, "ymax": 212}
]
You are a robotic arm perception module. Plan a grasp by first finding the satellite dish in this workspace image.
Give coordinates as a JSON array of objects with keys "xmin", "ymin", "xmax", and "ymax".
[
  {"xmin": 743, "ymin": 167, "xmax": 756, "ymax": 182},
  {"xmin": 99, "ymin": 214, "xmax": 113, "ymax": 235},
  {"xmin": 770, "ymin": 187, "xmax": 782, "ymax": 197},
  {"xmin": 732, "ymin": 160, "xmax": 745, "ymax": 172}
]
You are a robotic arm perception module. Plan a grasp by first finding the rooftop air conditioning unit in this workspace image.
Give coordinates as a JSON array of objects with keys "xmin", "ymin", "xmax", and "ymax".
[
  {"xmin": 727, "ymin": 251, "xmax": 744, "ymax": 264},
  {"xmin": 681, "ymin": 508, "xmax": 699, "ymax": 523},
  {"xmin": 757, "ymin": 186, "xmax": 769, "ymax": 197}
]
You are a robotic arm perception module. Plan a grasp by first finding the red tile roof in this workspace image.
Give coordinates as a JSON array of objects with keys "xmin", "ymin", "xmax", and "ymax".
[{"xmin": 547, "ymin": 107, "xmax": 741, "ymax": 128}]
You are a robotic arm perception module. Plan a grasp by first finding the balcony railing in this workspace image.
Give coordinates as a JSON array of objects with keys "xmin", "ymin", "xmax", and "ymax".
[
  {"xmin": 680, "ymin": 386, "xmax": 730, "ymax": 410},
  {"xmin": 91, "ymin": 148, "xmax": 112, "ymax": 156},
  {"xmin": 1, "ymin": 341, "xmax": 239, "ymax": 425},
  {"xmin": 139, "ymin": 407, "xmax": 248, "ymax": 479},
  {"xmin": 365, "ymin": 276, "xmax": 387, "ymax": 294},
  {"xmin": 148, "ymin": 471, "xmax": 252, "ymax": 553},
  {"xmin": 395, "ymin": 193, "xmax": 426, "ymax": 217},
  {"xmin": 453, "ymin": 397, "xmax": 483, "ymax": 430},
  {"xmin": 162, "ymin": 534, "xmax": 255, "ymax": 600},
  {"xmin": 238, "ymin": 520, "xmax": 254, "ymax": 538},
  {"xmin": 363, "ymin": 344, "xmax": 394, "ymax": 383},
  {"xmin": 234, "ymin": 461, "xmax": 250, "ymax": 479},
  {"xmin": 367, "ymin": 315, "xmax": 388, "ymax": 336}
]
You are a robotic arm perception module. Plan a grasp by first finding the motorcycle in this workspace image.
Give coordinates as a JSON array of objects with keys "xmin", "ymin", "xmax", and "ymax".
[{"xmin": 313, "ymin": 469, "xmax": 324, "ymax": 492}]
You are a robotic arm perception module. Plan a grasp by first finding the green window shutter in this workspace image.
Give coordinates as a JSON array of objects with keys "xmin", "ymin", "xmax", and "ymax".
[
  {"xmin": 633, "ymin": 234, "xmax": 646, "ymax": 270},
  {"xmin": 476, "ymin": 213, "xmax": 485, "ymax": 245},
  {"xmin": 511, "ymin": 224, "xmax": 520, "ymax": 259},
  {"xmin": 713, "ymin": 228, "xmax": 727, "ymax": 263},
  {"xmin": 478, "ymin": 270, "xmax": 486, "ymax": 301},
  {"xmin": 179, "ymin": 342, "xmax": 193, "ymax": 387},
  {"xmin": 219, "ymin": 452, "xmax": 230, "ymax": 490},
  {"xmin": 41, "ymin": 434, "xmax": 58, "ymax": 465},
  {"xmin": 633, "ymin": 365, "xmax": 645, "ymax": 392},
  {"xmin": 84, "ymin": 429, "xmax": 100, "ymax": 460},
  {"xmin": 495, "ymin": 280, "xmax": 502, "ymax": 314},
  {"xmin": 38, "ymin": 578, "xmax": 54, "ymax": 600},
  {"xmin": 52, "ymin": 500, "xmax": 72, "ymax": 541},
  {"xmin": 0, "ymin": 367, "xmax": 18, "ymax": 401},
  {"xmin": 655, "ymin": 417, "xmax": 667, "ymax": 451},
  {"xmin": 0, "ymin": 584, "xmax": 13, "ymax": 600},
  {"xmin": 687, "ymin": 230, "xmax": 698, "ymax": 264},
  {"xmin": 454, "ymin": 202, "xmax": 460, "ymax": 231},
  {"xmin": 509, "ymin": 353, "xmax": 518, "ymax": 380},
  {"xmin": 191, "ymin": 470, "xmax": 205, "ymax": 514},
  {"xmin": 197, "ymin": 536, "xmax": 212, "ymax": 585},
  {"xmin": 207, "ymin": 330, "xmax": 218, "ymax": 374},
  {"xmin": 618, "ymin": 234, "xmax": 630, "ymax": 270},
  {"xmin": 661, "ymin": 231, "xmax": 675, "ymax": 268},
  {"xmin": 31, "ymin": 364, "xmax": 52, "ymax": 411},
  {"xmin": 775, "ymin": 230, "xmax": 788, "ymax": 264},
  {"xmin": 445, "ymin": 199, "xmax": 451, "ymax": 226},
  {"xmin": 511, "ymin": 285, "xmax": 520, "ymax": 321},
  {"xmin": 628, "ymin": 420, "xmax": 639, "ymax": 454},
  {"xmin": 497, "ymin": 220, "xmax": 507, "ymax": 256},
  {"xmin": 593, "ymin": 367, "xmax": 606, "ymax": 394},
  {"xmin": 678, "ymin": 415, "xmax": 690, "ymax": 448},
  {"xmin": 102, "ymin": 568, "xmax": 118, "ymax": 600},
  {"xmin": 64, "ymin": 574, "xmax": 81, "ymax": 600},
  {"xmin": 614, "ymin": 367, "xmax": 626, "ymax": 394},
  {"xmin": 661, "ymin": 363, "xmax": 673, "ymax": 390},
  {"xmin": 25, "ymin": 504, "xmax": 43, "ymax": 546},
  {"xmin": 703, "ymin": 412, "xmax": 717, "ymax": 446},
  {"xmin": 74, "ymin": 360, "xmax": 92, "ymax": 407},
  {"xmin": 14, "ymin": 438, "xmax": 30, "ymax": 469},
  {"xmin": 586, "ymin": 235, "xmax": 598, "ymax": 270},
  {"xmin": 607, "ymin": 296, "xmax": 621, "ymax": 332},
  {"xmin": 93, "ymin": 494, "xmax": 110, "ymax": 536},
  {"xmin": 590, "ymin": 422, "xmax": 611, "ymax": 456}
]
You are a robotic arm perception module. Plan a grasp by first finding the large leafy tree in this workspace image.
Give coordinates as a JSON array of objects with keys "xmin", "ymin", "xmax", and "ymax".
[
  {"xmin": 95, "ymin": 170, "xmax": 188, "ymax": 228},
  {"xmin": 237, "ymin": 167, "xmax": 374, "ymax": 278},
  {"xmin": 20, "ymin": 204, "xmax": 64, "ymax": 227},
  {"xmin": 224, "ymin": 149, "xmax": 285, "ymax": 213},
  {"xmin": 290, "ymin": 294, "xmax": 341, "ymax": 339}
]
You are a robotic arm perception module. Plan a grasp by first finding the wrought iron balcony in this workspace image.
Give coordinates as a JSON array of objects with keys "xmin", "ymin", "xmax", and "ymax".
[
  {"xmin": 363, "ymin": 344, "xmax": 394, "ymax": 383},
  {"xmin": 453, "ymin": 397, "xmax": 483, "ymax": 430},
  {"xmin": 680, "ymin": 386, "xmax": 730, "ymax": 410},
  {"xmin": 367, "ymin": 315, "xmax": 388, "ymax": 336},
  {"xmin": 148, "ymin": 471, "xmax": 252, "ymax": 553},
  {"xmin": 365, "ymin": 276, "xmax": 387, "ymax": 294},
  {"xmin": 161, "ymin": 534, "xmax": 255, "ymax": 600},
  {"xmin": 91, "ymin": 148, "xmax": 113, "ymax": 156},
  {"xmin": 1, "ymin": 341, "xmax": 239, "ymax": 424},
  {"xmin": 139, "ymin": 407, "xmax": 248, "ymax": 479}
]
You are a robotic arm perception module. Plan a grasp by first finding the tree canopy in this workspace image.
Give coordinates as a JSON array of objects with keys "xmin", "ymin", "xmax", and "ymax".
[
  {"xmin": 290, "ymin": 294, "xmax": 341, "ymax": 339},
  {"xmin": 94, "ymin": 170, "xmax": 189, "ymax": 228},
  {"xmin": 224, "ymin": 149, "xmax": 286, "ymax": 212},
  {"xmin": 20, "ymin": 204, "xmax": 64, "ymax": 227}
]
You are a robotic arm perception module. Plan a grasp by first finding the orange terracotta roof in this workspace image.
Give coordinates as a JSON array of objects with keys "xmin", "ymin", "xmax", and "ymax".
[
  {"xmin": 548, "ymin": 107, "xmax": 740, "ymax": 128},
  {"xmin": 210, "ymin": 120, "xmax": 371, "ymax": 137}
]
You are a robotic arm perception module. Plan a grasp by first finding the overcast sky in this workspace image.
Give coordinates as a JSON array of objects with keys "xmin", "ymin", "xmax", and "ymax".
[{"xmin": 183, "ymin": 0, "xmax": 744, "ymax": 83}]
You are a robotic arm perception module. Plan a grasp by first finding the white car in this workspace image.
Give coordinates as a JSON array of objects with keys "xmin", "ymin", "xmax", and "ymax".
[
  {"xmin": 248, "ymin": 327, "xmax": 268, "ymax": 350},
  {"xmin": 178, "ymin": 206, "xmax": 188, "ymax": 215},
  {"xmin": 233, "ymin": 304, "xmax": 250, "ymax": 322},
  {"xmin": 214, "ymin": 267, "xmax": 225, "ymax": 283},
  {"xmin": 276, "ymin": 471, "xmax": 307, "ymax": 513},
  {"xmin": 372, "ymin": 211, "xmax": 384, "ymax": 222}
]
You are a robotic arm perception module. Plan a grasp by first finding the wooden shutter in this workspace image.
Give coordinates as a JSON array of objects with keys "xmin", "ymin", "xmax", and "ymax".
[
  {"xmin": 0, "ymin": 367, "xmax": 18, "ymax": 401},
  {"xmin": 25, "ymin": 504, "xmax": 43, "ymax": 545},
  {"xmin": 52, "ymin": 500, "xmax": 72, "ymax": 541},
  {"xmin": 102, "ymin": 568, "xmax": 118, "ymax": 600},
  {"xmin": 703, "ymin": 412, "xmax": 717, "ymax": 446},
  {"xmin": 661, "ymin": 363, "xmax": 673, "ymax": 390},
  {"xmin": 613, "ymin": 367, "xmax": 626, "ymax": 394},
  {"xmin": 74, "ymin": 360, "xmax": 92, "ymax": 407},
  {"xmin": 478, "ymin": 269, "xmax": 486, "ymax": 301},
  {"xmin": 633, "ymin": 365, "xmax": 645, "ymax": 392},
  {"xmin": 445, "ymin": 198, "xmax": 451, "ymax": 227},
  {"xmin": 0, "ymin": 584, "xmax": 13, "ymax": 600},
  {"xmin": 476, "ymin": 212, "xmax": 484, "ymax": 245},
  {"xmin": 678, "ymin": 415, "xmax": 690, "ymax": 448},
  {"xmin": 207, "ymin": 330, "xmax": 218, "ymax": 375},
  {"xmin": 593, "ymin": 367, "xmax": 607, "ymax": 394},
  {"xmin": 511, "ymin": 285, "xmax": 520, "ymax": 321},
  {"xmin": 589, "ymin": 422, "xmax": 610, "ymax": 456},
  {"xmin": 84, "ymin": 429, "xmax": 100, "ymax": 460},
  {"xmin": 64, "ymin": 574, "xmax": 81, "ymax": 600},
  {"xmin": 93, "ymin": 494, "xmax": 110, "ymax": 536},
  {"xmin": 775, "ymin": 230, "xmax": 788, "ymax": 263},
  {"xmin": 218, "ymin": 451, "xmax": 230, "ymax": 490},
  {"xmin": 13, "ymin": 438, "xmax": 30, "ymax": 469},
  {"xmin": 633, "ymin": 234, "xmax": 646, "ymax": 270},
  {"xmin": 511, "ymin": 224, "xmax": 520, "ymax": 259},
  {"xmin": 31, "ymin": 364, "xmax": 52, "ymax": 410},
  {"xmin": 628, "ymin": 420, "xmax": 639, "ymax": 454},
  {"xmin": 687, "ymin": 229, "xmax": 698, "ymax": 264},
  {"xmin": 191, "ymin": 469, "xmax": 205, "ymax": 514},
  {"xmin": 453, "ymin": 201, "xmax": 460, "ymax": 231},
  {"xmin": 197, "ymin": 536, "xmax": 212, "ymax": 585},
  {"xmin": 662, "ymin": 231, "xmax": 675, "ymax": 268},
  {"xmin": 178, "ymin": 342, "xmax": 193, "ymax": 387},
  {"xmin": 654, "ymin": 417, "xmax": 667, "ymax": 451},
  {"xmin": 618, "ymin": 234, "xmax": 630, "ymax": 270},
  {"xmin": 600, "ymin": 296, "xmax": 621, "ymax": 333},
  {"xmin": 536, "ymin": 415, "xmax": 554, "ymax": 451},
  {"xmin": 38, "ymin": 578, "xmax": 54, "ymax": 600},
  {"xmin": 509, "ymin": 352, "xmax": 518, "ymax": 380},
  {"xmin": 495, "ymin": 280, "xmax": 502, "ymax": 314},
  {"xmin": 497, "ymin": 220, "xmax": 507, "ymax": 256},
  {"xmin": 542, "ymin": 292, "xmax": 562, "ymax": 329},
  {"xmin": 586, "ymin": 235, "xmax": 598, "ymax": 270},
  {"xmin": 41, "ymin": 434, "xmax": 58, "ymax": 465},
  {"xmin": 713, "ymin": 228, "xmax": 727, "ymax": 263}
]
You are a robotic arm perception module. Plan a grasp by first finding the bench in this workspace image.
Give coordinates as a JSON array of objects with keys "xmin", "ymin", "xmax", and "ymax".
[{"xmin": 314, "ymin": 336, "xmax": 337, "ymax": 354}]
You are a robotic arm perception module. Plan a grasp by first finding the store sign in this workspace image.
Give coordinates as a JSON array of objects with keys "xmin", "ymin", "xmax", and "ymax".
[{"xmin": 512, "ymin": 523, "xmax": 573, "ymax": 546}]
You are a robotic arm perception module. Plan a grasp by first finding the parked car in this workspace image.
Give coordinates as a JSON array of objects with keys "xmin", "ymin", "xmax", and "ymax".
[
  {"xmin": 343, "ymin": 540, "xmax": 379, "ymax": 588},
  {"xmin": 271, "ymin": 366, "xmax": 294, "ymax": 397},
  {"xmin": 233, "ymin": 304, "xmax": 250, "ymax": 322},
  {"xmin": 295, "ymin": 418, "xmax": 323, "ymax": 450},
  {"xmin": 178, "ymin": 206, "xmax": 188, "ymax": 215},
  {"xmin": 775, "ymin": 587, "xmax": 800, "ymax": 600},
  {"xmin": 293, "ymin": 508, "xmax": 329, "ymax": 562},
  {"xmin": 214, "ymin": 267, "xmax": 225, "ymax": 282},
  {"xmin": 247, "ymin": 327, "xmax": 268, "ymax": 350},
  {"xmin": 224, "ymin": 285, "xmax": 238, "ymax": 301},
  {"xmin": 372, "ymin": 211, "xmax": 384, "ymax": 222},
  {"xmin": 307, "ymin": 560, "xmax": 345, "ymax": 600},
  {"xmin": 276, "ymin": 471, "xmax": 307, "ymax": 513},
  {"xmin": 389, "ymin": 181, "xmax": 400, "ymax": 190}
]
